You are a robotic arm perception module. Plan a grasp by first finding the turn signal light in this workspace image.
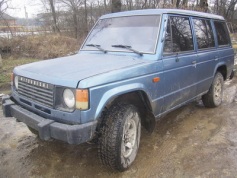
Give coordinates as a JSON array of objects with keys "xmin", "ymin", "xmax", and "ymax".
[
  {"xmin": 153, "ymin": 77, "xmax": 160, "ymax": 83},
  {"xmin": 76, "ymin": 89, "xmax": 89, "ymax": 110}
]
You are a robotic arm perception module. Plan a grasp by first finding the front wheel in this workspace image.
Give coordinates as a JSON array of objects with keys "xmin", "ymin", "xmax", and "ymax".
[
  {"xmin": 202, "ymin": 72, "xmax": 224, "ymax": 108},
  {"xmin": 98, "ymin": 103, "xmax": 141, "ymax": 171}
]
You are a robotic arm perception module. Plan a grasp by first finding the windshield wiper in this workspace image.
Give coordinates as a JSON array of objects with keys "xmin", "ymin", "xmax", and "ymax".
[
  {"xmin": 111, "ymin": 45, "xmax": 143, "ymax": 56},
  {"xmin": 86, "ymin": 44, "xmax": 107, "ymax": 53}
]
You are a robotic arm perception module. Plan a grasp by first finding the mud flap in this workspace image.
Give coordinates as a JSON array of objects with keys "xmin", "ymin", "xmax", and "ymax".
[
  {"xmin": 229, "ymin": 69, "xmax": 235, "ymax": 80},
  {"xmin": 144, "ymin": 111, "xmax": 156, "ymax": 133}
]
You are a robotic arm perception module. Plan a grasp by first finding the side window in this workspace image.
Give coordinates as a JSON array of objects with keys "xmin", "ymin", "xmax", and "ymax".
[
  {"xmin": 206, "ymin": 20, "xmax": 215, "ymax": 47},
  {"xmin": 214, "ymin": 21, "xmax": 230, "ymax": 46},
  {"xmin": 193, "ymin": 19, "xmax": 215, "ymax": 49},
  {"xmin": 163, "ymin": 16, "xmax": 194, "ymax": 55},
  {"xmin": 163, "ymin": 19, "xmax": 172, "ymax": 54}
]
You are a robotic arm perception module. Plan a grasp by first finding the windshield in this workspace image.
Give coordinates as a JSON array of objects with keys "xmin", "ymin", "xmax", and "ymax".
[{"xmin": 82, "ymin": 15, "xmax": 161, "ymax": 54}]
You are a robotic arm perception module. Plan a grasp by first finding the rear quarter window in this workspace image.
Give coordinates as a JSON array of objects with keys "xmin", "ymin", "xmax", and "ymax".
[{"xmin": 214, "ymin": 21, "xmax": 230, "ymax": 46}]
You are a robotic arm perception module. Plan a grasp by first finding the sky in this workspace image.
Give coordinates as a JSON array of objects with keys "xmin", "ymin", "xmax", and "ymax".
[
  {"xmin": 5, "ymin": 0, "xmax": 95, "ymax": 19},
  {"xmin": 5, "ymin": 0, "xmax": 96, "ymax": 18},
  {"xmin": 6, "ymin": 0, "xmax": 42, "ymax": 18}
]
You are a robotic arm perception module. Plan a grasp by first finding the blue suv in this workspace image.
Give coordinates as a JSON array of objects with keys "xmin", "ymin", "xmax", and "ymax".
[{"xmin": 2, "ymin": 9, "xmax": 235, "ymax": 171}]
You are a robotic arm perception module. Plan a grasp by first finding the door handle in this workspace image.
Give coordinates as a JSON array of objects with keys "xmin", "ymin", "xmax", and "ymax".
[
  {"xmin": 192, "ymin": 61, "xmax": 196, "ymax": 64},
  {"xmin": 214, "ymin": 56, "xmax": 218, "ymax": 61}
]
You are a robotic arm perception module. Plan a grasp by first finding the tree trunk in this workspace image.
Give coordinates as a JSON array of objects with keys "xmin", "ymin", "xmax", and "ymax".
[
  {"xmin": 73, "ymin": 12, "xmax": 78, "ymax": 39},
  {"xmin": 49, "ymin": 0, "xmax": 60, "ymax": 33},
  {"xmin": 111, "ymin": 0, "xmax": 122, "ymax": 13},
  {"xmin": 183, "ymin": 0, "xmax": 188, "ymax": 6},
  {"xmin": 104, "ymin": 0, "xmax": 107, "ymax": 11},
  {"xmin": 142, "ymin": 0, "xmax": 147, "ymax": 8},
  {"xmin": 0, "ymin": 16, "xmax": 13, "ymax": 37},
  {"xmin": 200, "ymin": 0, "xmax": 205, "ymax": 7},
  {"xmin": 84, "ymin": 0, "xmax": 88, "ymax": 33},
  {"xmin": 216, "ymin": 0, "xmax": 219, "ymax": 14},
  {"xmin": 176, "ymin": 0, "xmax": 180, "ymax": 8},
  {"xmin": 125, "ymin": 0, "xmax": 132, "ymax": 10}
]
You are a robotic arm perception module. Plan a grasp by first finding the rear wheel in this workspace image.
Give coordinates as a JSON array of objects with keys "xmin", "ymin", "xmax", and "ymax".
[
  {"xmin": 202, "ymin": 72, "xmax": 224, "ymax": 108},
  {"xmin": 98, "ymin": 102, "xmax": 141, "ymax": 171}
]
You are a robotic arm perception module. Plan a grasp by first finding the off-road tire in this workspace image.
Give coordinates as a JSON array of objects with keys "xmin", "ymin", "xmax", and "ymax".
[
  {"xmin": 202, "ymin": 72, "xmax": 224, "ymax": 108},
  {"xmin": 98, "ymin": 102, "xmax": 141, "ymax": 171}
]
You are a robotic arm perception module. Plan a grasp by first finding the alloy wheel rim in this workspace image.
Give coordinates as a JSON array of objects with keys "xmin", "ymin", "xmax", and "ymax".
[
  {"xmin": 214, "ymin": 78, "xmax": 222, "ymax": 104},
  {"xmin": 122, "ymin": 115, "xmax": 137, "ymax": 158}
]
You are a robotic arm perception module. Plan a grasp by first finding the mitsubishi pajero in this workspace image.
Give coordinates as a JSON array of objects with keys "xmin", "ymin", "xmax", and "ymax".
[{"xmin": 2, "ymin": 9, "xmax": 235, "ymax": 171}]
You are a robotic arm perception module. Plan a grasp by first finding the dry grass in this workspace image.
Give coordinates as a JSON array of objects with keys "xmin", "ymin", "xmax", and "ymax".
[
  {"xmin": 233, "ymin": 44, "xmax": 237, "ymax": 49},
  {"xmin": 0, "ymin": 57, "xmax": 39, "ymax": 91},
  {"xmin": 2, "ymin": 34, "xmax": 82, "ymax": 59},
  {"xmin": 230, "ymin": 33, "xmax": 237, "ymax": 51},
  {"xmin": 0, "ymin": 34, "xmax": 84, "ymax": 93}
]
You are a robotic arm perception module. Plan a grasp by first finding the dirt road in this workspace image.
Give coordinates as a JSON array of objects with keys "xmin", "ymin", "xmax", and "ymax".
[{"xmin": 1, "ymin": 76, "xmax": 237, "ymax": 178}]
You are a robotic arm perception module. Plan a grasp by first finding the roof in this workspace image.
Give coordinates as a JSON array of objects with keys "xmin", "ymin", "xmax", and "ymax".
[
  {"xmin": 0, "ymin": 13, "xmax": 15, "ymax": 20},
  {"xmin": 101, "ymin": 9, "xmax": 224, "ymax": 20}
]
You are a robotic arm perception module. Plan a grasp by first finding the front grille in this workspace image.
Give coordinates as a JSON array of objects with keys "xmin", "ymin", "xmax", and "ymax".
[{"xmin": 18, "ymin": 76, "xmax": 54, "ymax": 108}]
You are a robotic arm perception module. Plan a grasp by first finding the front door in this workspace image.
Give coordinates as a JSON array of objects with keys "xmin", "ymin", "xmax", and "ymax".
[{"xmin": 161, "ymin": 15, "xmax": 197, "ymax": 113}]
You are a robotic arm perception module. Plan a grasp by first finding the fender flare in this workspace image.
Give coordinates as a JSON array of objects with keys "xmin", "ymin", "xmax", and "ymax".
[
  {"xmin": 94, "ymin": 83, "xmax": 152, "ymax": 120},
  {"xmin": 213, "ymin": 62, "xmax": 227, "ymax": 79}
]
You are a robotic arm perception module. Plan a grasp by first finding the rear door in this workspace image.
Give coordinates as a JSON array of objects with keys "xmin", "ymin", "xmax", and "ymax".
[
  {"xmin": 213, "ymin": 21, "xmax": 234, "ymax": 77},
  {"xmin": 161, "ymin": 15, "xmax": 197, "ymax": 112},
  {"xmin": 193, "ymin": 18, "xmax": 217, "ymax": 95}
]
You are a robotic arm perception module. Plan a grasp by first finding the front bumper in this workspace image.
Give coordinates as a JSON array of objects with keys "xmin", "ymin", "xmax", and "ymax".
[{"xmin": 2, "ymin": 95, "xmax": 97, "ymax": 144}]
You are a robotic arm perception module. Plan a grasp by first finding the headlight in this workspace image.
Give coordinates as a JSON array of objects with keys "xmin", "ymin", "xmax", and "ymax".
[
  {"xmin": 63, "ymin": 89, "xmax": 75, "ymax": 109},
  {"xmin": 14, "ymin": 76, "xmax": 19, "ymax": 89}
]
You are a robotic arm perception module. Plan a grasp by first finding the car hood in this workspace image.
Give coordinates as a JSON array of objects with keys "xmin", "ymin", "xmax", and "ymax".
[{"xmin": 14, "ymin": 53, "xmax": 147, "ymax": 88}]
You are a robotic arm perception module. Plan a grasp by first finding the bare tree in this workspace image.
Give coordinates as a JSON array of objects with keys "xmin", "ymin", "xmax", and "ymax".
[
  {"xmin": 0, "ymin": 0, "xmax": 14, "ymax": 36},
  {"xmin": 0, "ymin": 0, "xmax": 9, "ymax": 15},
  {"xmin": 211, "ymin": 0, "xmax": 237, "ymax": 22},
  {"xmin": 59, "ymin": 0, "xmax": 83, "ymax": 38},
  {"xmin": 225, "ymin": 0, "xmax": 237, "ymax": 21},
  {"xmin": 49, "ymin": 0, "xmax": 60, "ymax": 33},
  {"xmin": 124, "ymin": 0, "xmax": 133, "ymax": 10},
  {"xmin": 104, "ymin": 0, "xmax": 108, "ymax": 11},
  {"xmin": 39, "ymin": 0, "xmax": 61, "ymax": 33}
]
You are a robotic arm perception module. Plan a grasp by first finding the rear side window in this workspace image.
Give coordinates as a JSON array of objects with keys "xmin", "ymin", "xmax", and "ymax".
[
  {"xmin": 214, "ymin": 21, "xmax": 230, "ymax": 46},
  {"xmin": 193, "ymin": 19, "xmax": 215, "ymax": 49},
  {"xmin": 163, "ymin": 16, "xmax": 194, "ymax": 54}
]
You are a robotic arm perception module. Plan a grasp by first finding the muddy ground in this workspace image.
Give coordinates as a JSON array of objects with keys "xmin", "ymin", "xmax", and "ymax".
[{"xmin": 1, "ymin": 76, "xmax": 237, "ymax": 178}]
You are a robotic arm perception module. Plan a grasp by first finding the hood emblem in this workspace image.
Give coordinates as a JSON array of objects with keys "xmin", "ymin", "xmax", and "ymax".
[{"xmin": 19, "ymin": 76, "xmax": 49, "ymax": 89}]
